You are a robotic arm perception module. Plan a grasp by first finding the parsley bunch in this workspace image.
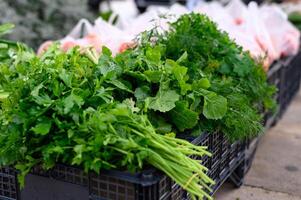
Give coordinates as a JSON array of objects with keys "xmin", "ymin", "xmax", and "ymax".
[{"xmin": 0, "ymin": 35, "xmax": 213, "ymax": 200}]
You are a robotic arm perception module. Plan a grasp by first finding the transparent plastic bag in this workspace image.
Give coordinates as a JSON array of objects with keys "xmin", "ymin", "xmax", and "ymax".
[
  {"xmin": 225, "ymin": 0, "xmax": 248, "ymax": 25},
  {"xmin": 38, "ymin": 17, "xmax": 134, "ymax": 55},
  {"xmin": 260, "ymin": 5, "xmax": 300, "ymax": 57},
  {"xmin": 94, "ymin": 18, "xmax": 132, "ymax": 54},
  {"xmin": 245, "ymin": 2, "xmax": 279, "ymax": 64},
  {"xmin": 38, "ymin": 19, "xmax": 100, "ymax": 54}
]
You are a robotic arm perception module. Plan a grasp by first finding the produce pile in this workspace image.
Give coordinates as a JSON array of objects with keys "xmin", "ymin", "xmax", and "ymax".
[
  {"xmin": 39, "ymin": 0, "xmax": 300, "ymax": 71},
  {"xmin": 0, "ymin": 13, "xmax": 275, "ymax": 199}
]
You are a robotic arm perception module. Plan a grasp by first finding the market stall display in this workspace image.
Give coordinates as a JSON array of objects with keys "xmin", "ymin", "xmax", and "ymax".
[{"xmin": 0, "ymin": 0, "xmax": 301, "ymax": 199}]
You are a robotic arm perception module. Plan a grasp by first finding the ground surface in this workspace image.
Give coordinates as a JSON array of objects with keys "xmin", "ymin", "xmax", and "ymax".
[{"xmin": 215, "ymin": 91, "xmax": 301, "ymax": 200}]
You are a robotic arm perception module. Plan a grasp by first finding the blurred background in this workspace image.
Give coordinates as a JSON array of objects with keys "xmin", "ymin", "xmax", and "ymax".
[{"xmin": 1, "ymin": 0, "xmax": 300, "ymax": 49}]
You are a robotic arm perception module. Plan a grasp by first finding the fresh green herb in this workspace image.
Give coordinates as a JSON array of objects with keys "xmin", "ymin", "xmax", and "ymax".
[
  {"xmin": 0, "ymin": 12, "xmax": 276, "ymax": 199},
  {"xmin": 128, "ymin": 13, "xmax": 276, "ymax": 140},
  {"xmin": 0, "ymin": 41, "xmax": 213, "ymax": 199}
]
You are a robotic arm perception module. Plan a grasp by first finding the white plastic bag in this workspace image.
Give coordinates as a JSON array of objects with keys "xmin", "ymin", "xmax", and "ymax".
[
  {"xmin": 94, "ymin": 18, "xmax": 132, "ymax": 54},
  {"xmin": 60, "ymin": 19, "xmax": 103, "ymax": 52},
  {"xmin": 38, "ymin": 19, "xmax": 102, "ymax": 54},
  {"xmin": 260, "ymin": 5, "xmax": 300, "ymax": 57},
  {"xmin": 123, "ymin": 4, "xmax": 188, "ymax": 37},
  {"xmin": 38, "ymin": 17, "xmax": 134, "ymax": 55},
  {"xmin": 194, "ymin": 1, "xmax": 235, "ymax": 32},
  {"xmin": 65, "ymin": 19, "xmax": 94, "ymax": 39},
  {"xmin": 225, "ymin": 0, "xmax": 248, "ymax": 25},
  {"xmin": 245, "ymin": 2, "xmax": 279, "ymax": 64}
]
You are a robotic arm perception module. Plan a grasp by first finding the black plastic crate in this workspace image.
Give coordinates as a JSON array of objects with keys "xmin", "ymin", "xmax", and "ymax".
[
  {"xmin": 134, "ymin": 0, "xmax": 177, "ymax": 13},
  {"xmin": 0, "ymin": 131, "xmax": 246, "ymax": 200},
  {"xmin": 264, "ymin": 60, "xmax": 283, "ymax": 128},
  {"xmin": 0, "ymin": 167, "xmax": 18, "ymax": 200},
  {"xmin": 244, "ymin": 137, "xmax": 259, "ymax": 175},
  {"xmin": 279, "ymin": 51, "xmax": 301, "ymax": 118},
  {"xmin": 31, "ymin": 165, "xmax": 88, "ymax": 186},
  {"xmin": 185, "ymin": 133, "xmax": 245, "ymax": 200},
  {"xmin": 1, "ymin": 134, "xmax": 205, "ymax": 200}
]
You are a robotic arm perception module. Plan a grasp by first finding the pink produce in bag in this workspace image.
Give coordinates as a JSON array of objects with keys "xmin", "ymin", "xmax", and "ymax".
[
  {"xmin": 38, "ymin": 19, "xmax": 102, "ymax": 55},
  {"xmin": 94, "ymin": 18, "xmax": 133, "ymax": 54},
  {"xmin": 225, "ymin": 0, "xmax": 248, "ymax": 25},
  {"xmin": 244, "ymin": 2, "xmax": 279, "ymax": 65},
  {"xmin": 260, "ymin": 5, "xmax": 300, "ymax": 57}
]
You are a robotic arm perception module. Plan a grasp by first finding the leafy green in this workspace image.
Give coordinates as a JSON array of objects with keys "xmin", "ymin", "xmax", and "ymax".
[
  {"xmin": 203, "ymin": 92, "xmax": 228, "ymax": 120},
  {"xmin": 0, "ymin": 23, "xmax": 14, "ymax": 36},
  {"xmin": 168, "ymin": 101, "xmax": 199, "ymax": 131},
  {"xmin": 154, "ymin": 13, "xmax": 275, "ymax": 139},
  {"xmin": 148, "ymin": 87, "xmax": 180, "ymax": 112},
  {"xmin": 31, "ymin": 121, "xmax": 52, "ymax": 135},
  {"xmin": 0, "ymin": 13, "xmax": 277, "ymax": 199},
  {"xmin": 0, "ymin": 44, "xmax": 213, "ymax": 199}
]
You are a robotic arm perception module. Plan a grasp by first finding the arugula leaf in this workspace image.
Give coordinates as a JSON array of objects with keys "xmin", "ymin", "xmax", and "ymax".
[
  {"xmin": 195, "ymin": 89, "xmax": 227, "ymax": 120},
  {"xmin": 203, "ymin": 93, "xmax": 227, "ymax": 120},
  {"xmin": 148, "ymin": 89, "xmax": 180, "ymax": 112}
]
